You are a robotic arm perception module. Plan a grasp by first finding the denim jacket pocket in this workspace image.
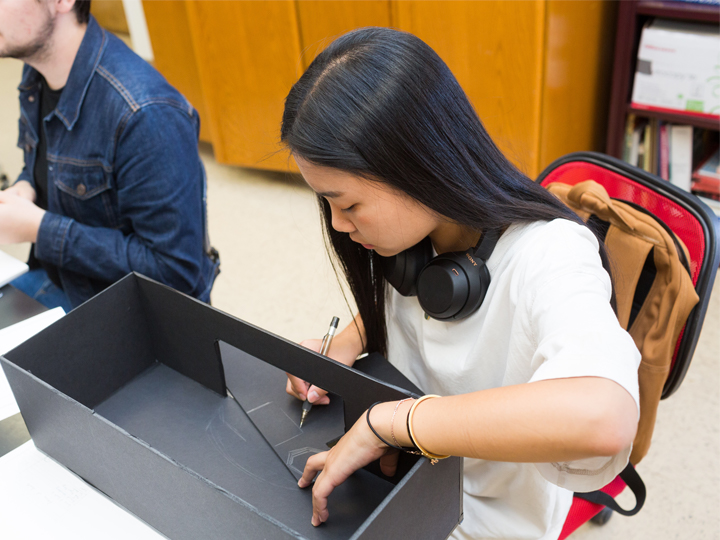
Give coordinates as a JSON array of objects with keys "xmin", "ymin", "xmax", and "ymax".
[{"xmin": 52, "ymin": 159, "xmax": 118, "ymax": 228}]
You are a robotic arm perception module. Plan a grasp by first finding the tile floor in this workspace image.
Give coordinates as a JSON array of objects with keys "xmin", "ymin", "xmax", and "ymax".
[{"xmin": 1, "ymin": 56, "xmax": 718, "ymax": 539}]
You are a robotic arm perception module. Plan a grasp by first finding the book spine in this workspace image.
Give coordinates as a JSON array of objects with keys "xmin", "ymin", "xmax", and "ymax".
[
  {"xmin": 623, "ymin": 114, "xmax": 636, "ymax": 163},
  {"xmin": 659, "ymin": 123, "xmax": 670, "ymax": 181},
  {"xmin": 643, "ymin": 123, "xmax": 652, "ymax": 173},
  {"xmin": 669, "ymin": 125, "xmax": 694, "ymax": 191}
]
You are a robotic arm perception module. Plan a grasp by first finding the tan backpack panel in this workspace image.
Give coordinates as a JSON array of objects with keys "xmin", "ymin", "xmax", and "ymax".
[{"xmin": 547, "ymin": 180, "xmax": 699, "ymax": 464}]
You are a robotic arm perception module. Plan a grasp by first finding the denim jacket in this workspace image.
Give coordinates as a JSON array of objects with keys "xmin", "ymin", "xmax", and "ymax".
[{"xmin": 16, "ymin": 16, "xmax": 219, "ymax": 307}]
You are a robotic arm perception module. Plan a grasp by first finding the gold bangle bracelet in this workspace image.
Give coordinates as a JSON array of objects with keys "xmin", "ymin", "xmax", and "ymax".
[{"xmin": 407, "ymin": 394, "xmax": 451, "ymax": 464}]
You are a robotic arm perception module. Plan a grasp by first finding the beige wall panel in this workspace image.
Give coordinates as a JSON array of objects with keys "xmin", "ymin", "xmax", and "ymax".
[
  {"xmin": 393, "ymin": 1, "xmax": 546, "ymax": 176},
  {"xmin": 185, "ymin": 1, "xmax": 302, "ymax": 171},
  {"xmin": 539, "ymin": 0, "xmax": 617, "ymax": 171},
  {"xmin": 143, "ymin": 1, "xmax": 212, "ymax": 143},
  {"xmin": 91, "ymin": 1, "xmax": 129, "ymax": 35},
  {"xmin": 296, "ymin": 1, "xmax": 392, "ymax": 67}
]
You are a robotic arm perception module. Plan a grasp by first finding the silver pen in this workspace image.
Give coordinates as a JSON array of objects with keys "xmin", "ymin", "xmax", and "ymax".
[{"xmin": 299, "ymin": 316, "xmax": 339, "ymax": 428}]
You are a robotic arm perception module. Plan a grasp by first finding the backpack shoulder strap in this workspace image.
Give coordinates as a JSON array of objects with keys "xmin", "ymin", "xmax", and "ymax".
[{"xmin": 575, "ymin": 463, "xmax": 647, "ymax": 516}]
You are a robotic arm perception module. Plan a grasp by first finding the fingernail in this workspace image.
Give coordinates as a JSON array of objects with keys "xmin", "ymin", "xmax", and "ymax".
[{"xmin": 308, "ymin": 390, "xmax": 319, "ymax": 403}]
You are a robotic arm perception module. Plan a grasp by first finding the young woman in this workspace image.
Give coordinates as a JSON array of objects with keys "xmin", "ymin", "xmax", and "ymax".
[{"xmin": 283, "ymin": 28, "xmax": 640, "ymax": 540}]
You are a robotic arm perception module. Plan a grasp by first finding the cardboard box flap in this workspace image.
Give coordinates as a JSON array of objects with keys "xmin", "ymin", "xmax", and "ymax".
[
  {"xmin": 2, "ymin": 275, "xmax": 157, "ymax": 408},
  {"xmin": 220, "ymin": 340, "xmax": 346, "ymax": 481},
  {"xmin": 133, "ymin": 273, "xmax": 418, "ymax": 427}
]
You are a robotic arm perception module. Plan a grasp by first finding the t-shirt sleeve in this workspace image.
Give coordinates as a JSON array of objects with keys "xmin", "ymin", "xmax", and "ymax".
[{"xmin": 522, "ymin": 221, "xmax": 641, "ymax": 492}]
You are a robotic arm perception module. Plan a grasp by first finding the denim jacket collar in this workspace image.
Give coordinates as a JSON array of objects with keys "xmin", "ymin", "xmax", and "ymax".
[{"xmin": 17, "ymin": 15, "xmax": 107, "ymax": 131}]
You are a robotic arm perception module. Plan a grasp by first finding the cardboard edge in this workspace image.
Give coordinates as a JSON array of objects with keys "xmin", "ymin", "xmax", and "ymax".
[
  {"xmin": 130, "ymin": 273, "xmax": 418, "ymax": 424},
  {"xmin": 133, "ymin": 273, "xmax": 417, "ymax": 395},
  {"xmin": 349, "ymin": 455, "xmax": 464, "ymax": 540},
  {"xmin": 348, "ymin": 457, "xmax": 426, "ymax": 540},
  {"xmin": 137, "ymin": 276, "xmax": 227, "ymax": 395},
  {"xmin": 0, "ymin": 356, "xmax": 90, "ymax": 411},
  {"xmin": 89, "ymin": 414, "xmax": 309, "ymax": 540}
]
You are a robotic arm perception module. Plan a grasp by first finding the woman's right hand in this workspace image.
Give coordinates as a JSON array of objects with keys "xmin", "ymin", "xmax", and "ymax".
[
  {"xmin": 286, "ymin": 324, "xmax": 364, "ymax": 406},
  {"xmin": 286, "ymin": 339, "xmax": 331, "ymax": 405}
]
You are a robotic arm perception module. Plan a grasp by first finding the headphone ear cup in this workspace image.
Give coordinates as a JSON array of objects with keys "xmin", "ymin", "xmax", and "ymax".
[
  {"xmin": 379, "ymin": 237, "xmax": 433, "ymax": 296},
  {"xmin": 417, "ymin": 251, "xmax": 491, "ymax": 321}
]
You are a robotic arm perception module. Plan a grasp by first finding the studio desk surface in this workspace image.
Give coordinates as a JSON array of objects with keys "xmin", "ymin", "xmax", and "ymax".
[{"xmin": 0, "ymin": 286, "xmax": 166, "ymax": 539}]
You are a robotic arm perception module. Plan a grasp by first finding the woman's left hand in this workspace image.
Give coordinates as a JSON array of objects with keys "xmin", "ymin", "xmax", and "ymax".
[{"xmin": 298, "ymin": 404, "xmax": 400, "ymax": 527}]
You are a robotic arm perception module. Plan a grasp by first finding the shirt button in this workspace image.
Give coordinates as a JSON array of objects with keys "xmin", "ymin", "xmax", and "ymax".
[
  {"xmin": 76, "ymin": 183, "xmax": 86, "ymax": 196},
  {"xmin": 28, "ymin": 95, "xmax": 35, "ymax": 103}
]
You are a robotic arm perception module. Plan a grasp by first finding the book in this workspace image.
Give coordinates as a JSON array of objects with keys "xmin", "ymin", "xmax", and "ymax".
[
  {"xmin": 629, "ymin": 119, "xmax": 644, "ymax": 167},
  {"xmin": 696, "ymin": 195, "xmax": 720, "ymax": 217},
  {"xmin": 643, "ymin": 122, "xmax": 653, "ymax": 173},
  {"xmin": 650, "ymin": 119, "xmax": 659, "ymax": 176},
  {"xmin": 632, "ymin": 20, "xmax": 720, "ymax": 118},
  {"xmin": 659, "ymin": 123, "xmax": 670, "ymax": 181},
  {"xmin": 691, "ymin": 147, "xmax": 720, "ymax": 199},
  {"xmin": 670, "ymin": 125, "xmax": 694, "ymax": 191},
  {"xmin": 623, "ymin": 114, "xmax": 636, "ymax": 163}
]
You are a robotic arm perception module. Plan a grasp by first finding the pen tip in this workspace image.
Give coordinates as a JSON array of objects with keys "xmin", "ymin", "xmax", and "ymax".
[{"xmin": 331, "ymin": 316, "xmax": 339, "ymax": 328}]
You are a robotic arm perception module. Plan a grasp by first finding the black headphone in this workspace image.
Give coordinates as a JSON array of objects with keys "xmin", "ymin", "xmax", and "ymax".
[{"xmin": 379, "ymin": 229, "xmax": 501, "ymax": 321}]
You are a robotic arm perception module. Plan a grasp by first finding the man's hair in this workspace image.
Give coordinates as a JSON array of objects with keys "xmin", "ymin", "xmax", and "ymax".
[{"xmin": 72, "ymin": 0, "xmax": 91, "ymax": 24}]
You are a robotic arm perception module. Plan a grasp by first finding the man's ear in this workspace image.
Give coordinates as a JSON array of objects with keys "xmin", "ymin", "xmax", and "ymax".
[{"xmin": 53, "ymin": 0, "xmax": 78, "ymax": 16}]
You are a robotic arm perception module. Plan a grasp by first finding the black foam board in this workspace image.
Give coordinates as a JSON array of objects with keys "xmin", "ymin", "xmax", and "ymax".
[
  {"xmin": 0, "ymin": 285, "xmax": 47, "ymax": 331},
  {"xmin": 0, "ymin": 273, "xmax": 462, "ymax": 539},
  {"xmin": 219, "ymin": 340, "xmax": 347, "ymax": 480}
]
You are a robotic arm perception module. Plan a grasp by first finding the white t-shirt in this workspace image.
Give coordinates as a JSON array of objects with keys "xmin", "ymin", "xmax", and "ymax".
[{"xmin": 386, "ymin": 219, "xmax": 641, "ymax": 540}]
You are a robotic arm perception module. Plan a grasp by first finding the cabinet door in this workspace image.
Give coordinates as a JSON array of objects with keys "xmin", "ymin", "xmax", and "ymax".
[
  {"xmin": 185, "ymin": 0, "xmax": 303, "ymax": 170},
  {"xmin": 91, "ymin": 1, "xmax": 128, "ymax": 34},
  {"xmin": 539, "ymin": 0, "xmax": 616, "ymax": 170},
  {"xmin": 143, "ymin": 1, "xmax": 212, "ymax": 143},
  {"xmin": 393, "ymin": 0, "xmax": 546, "ymax": 176},
  {"xmin": 296, "ymin": 1, "xmax": 392, "ymax": 68}
]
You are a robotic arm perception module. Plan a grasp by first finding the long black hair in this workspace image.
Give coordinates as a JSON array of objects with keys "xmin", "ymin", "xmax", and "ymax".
[{"xmin": 282, "ymin": 27, "xmax": 613, "ymax": 356}]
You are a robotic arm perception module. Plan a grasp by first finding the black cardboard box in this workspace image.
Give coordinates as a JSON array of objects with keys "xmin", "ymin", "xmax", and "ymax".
[{"xmin": 1, "ymin": 274, "xmax": 462, "ymax": 539}]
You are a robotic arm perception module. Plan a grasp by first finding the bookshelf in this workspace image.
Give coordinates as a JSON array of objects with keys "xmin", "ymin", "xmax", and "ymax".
[
  {"xmin": 606, "ymin": 0, "xmax": 720, "ymax": 212},
  {"xmin": 607, "ymin": 0, "xmax": 719, "ymax": 158},
  {"xmin": 626, "ymin": 105, "xmax": 719, "ymax": 132},
  {"xmin": 635, "ymin": 0, "xmax": 720, "ymax": 20}
]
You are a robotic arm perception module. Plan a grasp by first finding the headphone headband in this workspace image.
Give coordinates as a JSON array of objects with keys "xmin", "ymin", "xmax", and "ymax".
[{"xmin": 473, "ymin": 228, "xmax": 502, "ymax": 261}]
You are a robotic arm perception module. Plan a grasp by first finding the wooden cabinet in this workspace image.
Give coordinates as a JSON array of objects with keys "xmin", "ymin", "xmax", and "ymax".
[
  {"xmin": 183, "ymin": 1, "xmax": 303, "ymax": 170},
  {"xmin": 142, "ymin": 1, "xmax": 212, "ymax": 142},
  {"xmin": 393, "ymin": 1, "xmax": 545, "ymax": 173},
  {"xmin": 144, "ymin": 0, "xmax": 617, "ymax": 178},
  {"xmin": 91, "ymin": 1, "xmax": 129, "ymax": 35},
  {"xmin": 296, "ymin": 1, "xmax": 391, "ymax": 69},
  {"xmin": 540, "ymin": 1, "xmax": 617, "ymax": 171}
]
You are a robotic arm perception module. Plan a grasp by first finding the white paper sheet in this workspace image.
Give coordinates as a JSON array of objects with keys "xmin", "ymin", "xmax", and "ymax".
[
  {"xmin": 0, "ymin": 441, "xmax": 164, "ymax": 539},
  {"xmin": 0, "ymin": 250, "xmax": 28, "ymax": 288},
  {"xmin": 0, "ymin": 308, "xmax": 65, "ymax": 420}
]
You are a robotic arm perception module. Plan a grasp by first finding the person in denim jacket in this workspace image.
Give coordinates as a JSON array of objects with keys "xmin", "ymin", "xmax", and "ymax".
[{"xmin": 0, "ymin": 0, "xmax": 219, "ymax": 310}]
